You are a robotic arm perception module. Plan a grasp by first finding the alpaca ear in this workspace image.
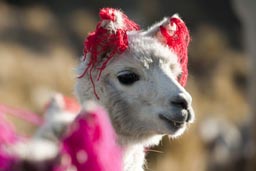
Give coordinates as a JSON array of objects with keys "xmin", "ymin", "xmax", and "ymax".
[
  {"xmin": 144, "ymin": 14, "xmax": 189, "ymax": 48},
  {"xmin": 79, "ymin": 8, "xmax": 139, "ymax": 80},
  {"xmin": 144, "ymin": 14, "xmax": 191, "ymax": 87},
  {"xmin": 143, "ymin": 16, "xmax": 171, "ymax": 39},
  {"xmin": 83, "ymin": 8, "xmax": 139, "ymax": 61},
  {"xmin": 78, "ymin": 8, "xmax": 140, "ymax": 99}
]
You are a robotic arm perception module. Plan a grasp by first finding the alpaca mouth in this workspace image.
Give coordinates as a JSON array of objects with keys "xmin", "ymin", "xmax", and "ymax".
[{"xmin": 159, "ymin": 114, "xmax": 187, "ymax": 130}]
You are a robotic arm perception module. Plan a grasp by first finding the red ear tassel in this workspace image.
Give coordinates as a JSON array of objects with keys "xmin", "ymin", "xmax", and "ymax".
[
  {"xmin": 160, "ymin": 16, "xmax": 191, "ymax": 87},
  {"xmin": 78, "ymin": 8, "xmax": 140, "ymax": 99},
  {"xmin": 99, "ymin": 8, "xmax": 116, "ymax": 21}
]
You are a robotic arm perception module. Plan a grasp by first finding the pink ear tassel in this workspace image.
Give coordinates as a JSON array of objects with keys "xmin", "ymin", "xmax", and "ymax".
[
  {"xmin": 78, "ymin": 8, "xmax": 140, "ymax": 99},
  {"xmin": 160, "ymin": 16, "xmax": 191, "ymax": 86},
  {"xmin": 62, "ymin": 96, "xmax": 81, "ymax": 114}
]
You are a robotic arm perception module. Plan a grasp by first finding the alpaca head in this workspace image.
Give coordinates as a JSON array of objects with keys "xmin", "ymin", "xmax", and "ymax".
[
  {"xmin": 34, "ymin": 94, "xmax": 80, "ymax": 142},
  {"xmin": 75, "ymin": 8, "xmax": 195, "ymax": 145}
]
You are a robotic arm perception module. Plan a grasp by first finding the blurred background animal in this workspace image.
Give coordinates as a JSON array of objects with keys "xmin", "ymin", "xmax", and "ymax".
[{"xmin": 34, "ymin": 93, "xmax": 80, "ymax": 142}]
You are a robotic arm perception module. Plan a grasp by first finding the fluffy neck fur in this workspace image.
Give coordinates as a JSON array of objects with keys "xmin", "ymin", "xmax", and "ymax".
[{"xmin": 120, "ymin": 135, "xmax": 163, "ymax": 171}]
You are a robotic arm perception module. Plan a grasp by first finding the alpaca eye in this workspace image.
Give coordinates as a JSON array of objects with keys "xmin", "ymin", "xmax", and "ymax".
[{"xmin": 117, "ymin": 71, "xmax": 140, "ymax": 85}]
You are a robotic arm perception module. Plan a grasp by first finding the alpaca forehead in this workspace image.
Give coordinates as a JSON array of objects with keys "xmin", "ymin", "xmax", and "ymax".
[
  {"xmin": 106, "ymin": 34, "xmax": 181, "ymax": 76},
  {"xmin": 127, "ymin": 32, "xmax": 179, "ymax": 66}
]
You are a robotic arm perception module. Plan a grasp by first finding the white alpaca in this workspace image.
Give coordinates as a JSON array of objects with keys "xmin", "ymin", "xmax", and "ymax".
[
  {"xmin": 75, "ymin": 8, "xmax": 195, "ymax": 171},
  {"xmin": 34, "ymin": 93, "xmax": 80, "ymax": 142}
]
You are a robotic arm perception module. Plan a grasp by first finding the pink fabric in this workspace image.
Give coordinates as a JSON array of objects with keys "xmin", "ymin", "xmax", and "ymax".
[
  {"xmin": 57, "ymin": 104, "xmax": 122, "ymax": 171},
  {"xmin": 0, "ymin": 151, "xmax": 14, "ymax": 171},
  {"xmin": 0, "ymin": 104, "xmax": 43, "ymax": 126},
  {"xmin": 0, "ymin": 114, "xmax": 18, "ymax": 146},
  {"xmin": 0, "ymin": 114, "xmax": 16, "ymax": 171}
]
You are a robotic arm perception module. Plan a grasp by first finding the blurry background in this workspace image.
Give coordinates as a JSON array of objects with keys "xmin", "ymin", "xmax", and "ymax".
[{"xmin": 0, "ymin": 0, "xmax": 255, "ymax": 171}]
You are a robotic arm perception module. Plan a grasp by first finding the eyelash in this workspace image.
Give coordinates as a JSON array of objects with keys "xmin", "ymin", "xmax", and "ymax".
[{"xmin": 117, "ymin": 71, "xmax": 140, "ymax": 85}]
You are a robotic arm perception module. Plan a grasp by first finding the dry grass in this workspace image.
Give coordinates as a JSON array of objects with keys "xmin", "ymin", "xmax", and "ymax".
[
  {"xmin": 0, "ymin": 43, "xmax": 77, "ymax": 111},
  {"xmin": 0, "ymin": 42, "xmax": 78, "ymax": 135}
]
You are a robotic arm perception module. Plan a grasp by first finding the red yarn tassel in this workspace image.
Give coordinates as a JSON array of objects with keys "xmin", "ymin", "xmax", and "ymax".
[
  {"xmin": 160, "ymin": 17, "xmax": 190, "ymax": 86},
  {"xmin": 78, "ymin": 8, "xmax": 140, "ymax": 99}
]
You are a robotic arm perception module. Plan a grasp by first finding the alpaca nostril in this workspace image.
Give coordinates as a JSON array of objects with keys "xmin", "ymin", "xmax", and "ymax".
[{"xmin": 171, "ymin": 95, "xmax": 189, "ymax": 109}]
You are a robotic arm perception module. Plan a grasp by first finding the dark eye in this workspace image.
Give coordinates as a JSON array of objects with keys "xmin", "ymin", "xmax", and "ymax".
[{"xmin": 117, "ymin": 71, "xmax": 140, "ymax": 85}]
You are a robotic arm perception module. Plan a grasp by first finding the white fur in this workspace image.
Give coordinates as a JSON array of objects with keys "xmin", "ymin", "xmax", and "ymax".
[
  {"xmin": 34, "ymin": 94, "xmax": 77, "ymax": 142},
  {"xmin": 75, "ymin": 17, "xmax": 194, "ymax": 171},
  {"xmin": 10, "ymin": 139, "xmax": 58, "ymax": 161}
]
